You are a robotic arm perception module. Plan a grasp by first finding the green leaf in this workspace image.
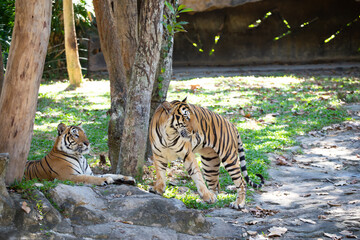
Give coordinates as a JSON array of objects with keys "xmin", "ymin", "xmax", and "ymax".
[
  {"xmin": 179, "ymin": 8, "xmax": 193, "ymax": 13},
  {"xmin": 164, "ymin": 1, "xmax": 175, "ymax": 14}
]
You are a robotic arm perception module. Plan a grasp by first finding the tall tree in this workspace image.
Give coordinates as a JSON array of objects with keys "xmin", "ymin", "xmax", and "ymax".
[
  {"xmin": 0, "ymin": 0, "xmax": 52, "ymax": 185},
  {"xmin": 94, "ymin": 0, "xmax": 164, "ymax": 176},
  {"xmin": 63, "ymin": 0, "xmax": 83, "ymax": 87},
  {"xmin": 93, "ymin": 0, "xmax": 133, "ymax": 172},
  {"xmin": 117, "ymin": 0, "xmax": 164, "ymax": 176}
]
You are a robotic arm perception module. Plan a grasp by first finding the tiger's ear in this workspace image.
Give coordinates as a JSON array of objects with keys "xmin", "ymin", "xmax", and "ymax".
[
  {"xmin": 182, "ymin": 97, "xmax": 188, "ymax": 103},
  {"xmin": 57, "ymin": 123, "xmax": 67, "ymax": 136},
  {"xmin": 161, "ymin": 101, "xmax": 172, "ymax": 114}
]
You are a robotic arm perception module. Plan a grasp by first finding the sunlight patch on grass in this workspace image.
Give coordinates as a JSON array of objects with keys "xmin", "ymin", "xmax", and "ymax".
[{"xmin": 30, "ymin": 73, "xmax": 358, "ymax": 209}]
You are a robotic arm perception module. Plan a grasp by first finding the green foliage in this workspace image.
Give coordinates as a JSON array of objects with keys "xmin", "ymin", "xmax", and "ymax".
[
  {"xmin": 44, "ymin": 0, "xmax": 95, "ymax": 80},
  {"xmin": 31, "ymin": 74, "xmax": 358, "ymax": 209},
  {"xmin": 0, "ymin": 0, "xmax": 94, "ymax": 78},
  {"xmin": 156, "ymin": 2, "xmax": 192, "ymax": 97},
  {"xmin": 163, "ymin": 2, "xmax": 191, "ymax": 37},
  {"xmin": 0, "ymin": 0, "xmax": 15, "ymax": 67}
]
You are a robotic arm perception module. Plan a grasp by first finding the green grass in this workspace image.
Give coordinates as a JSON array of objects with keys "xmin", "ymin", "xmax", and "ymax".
[{"xmin": 29, "ymin": 74, "xmax": 359, "ymax": 209}]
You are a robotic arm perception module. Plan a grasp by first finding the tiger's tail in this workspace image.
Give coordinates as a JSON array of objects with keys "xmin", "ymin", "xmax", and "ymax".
[{"xmin": 238, "ymin": 136, "xmax": 264, "ymax": 189}]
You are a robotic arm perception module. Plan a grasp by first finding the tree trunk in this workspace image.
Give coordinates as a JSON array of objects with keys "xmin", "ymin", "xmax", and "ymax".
[
  {"xmin": 113, "ymin": 0, "xmax": 138, "ymax": 81},
  {"xmin": 63, "ymin": 0, "xmax": 83, "ymax": 87},
  {"xmin": 0, "ymin": 44, "xmax": 4, "ymax": 96},
  {"xmin": 150, "ymin": 0, "xmax": 176, "ymax": 116},
  {"xmin": 117, "ymin": 0, "xmax": 164, "ymax": 177},
  {"xmin": 93, "ymin": 0, "xmax": 130, "ymax": 172},
  {"xmin": 146, "ymin": 0, "xmax": 177, "ymax": 160},
  {"xmin": 0, "ymin": 0, "xmax": 52, "ymax": 185}
]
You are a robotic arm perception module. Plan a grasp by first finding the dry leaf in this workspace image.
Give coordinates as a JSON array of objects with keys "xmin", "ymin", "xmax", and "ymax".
[
  {"xmin": 247, "ymin": 231, "xmax": 258, "ymax": 236},
  {"xmin": 250, "ymin": 235, "xmax": 268, "ymax": 240},
  {"xmin": 245, "ymin": 220, "xmax": 259, "ymax": 225},
  {"xmin": 334, "ymin": 181, "xmax": 347, "ymax": 186},
  {"xmin": 120, "ymin": 220, "xmax": 134, "ymax": 225},
  {"xmin": 316, "ymin": 192, "xmax": 329, "ymax": 195},
  {"xmin": 327, "ymin": 202, "xmax": 342, "ymax": 207},
  {"xmin": 268, "ymin": 226, "xmax": 287, "ymax": 237},
  {"xmin": 245, "ymin": 113, "xmax": 251, "ymax": 118},
  {"xmin": 249, "ymin": 206, "xmax": 279, "ymax": 218},
  {"xmin": 21, "ymin": 201, "xmax": 31, "ymax": 214},
  {"xmin": 324, "ymin": 232, "xmax": 342, "ymax": 240},
  {"xmin": 299, "ymin": 218, "xmax": 316, "ymax": 224},
  {"xmin": 318, "ymin": 215, "xmax": 327, "ymax": 220},
  {"xmin": 301, "ymin": 193, "xmax": 311, "ymax": 198},
  {"xmin": 190, "ymin": 84, "xmax": 201, "ymax": 93},
  {"xmin": 339, "ymin": 230, "xmax": 357, "ymax": 238},
  {"xmin": 276, "ymin": 155, "xmax": 292, "ymax": 166}
]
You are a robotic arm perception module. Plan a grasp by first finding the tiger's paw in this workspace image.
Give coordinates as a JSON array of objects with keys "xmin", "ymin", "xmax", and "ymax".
[
  {"xmin": 149, "ymin": 185, "xmax": 164, "ymax": 196},
  {"xmin": 202, "ymin": 191, "xmax": 217, "ymax": 204},
  {"xmin": 229, "ymin": 199, "xmax": 245, "ymax": 209},
  {"xmin": 102, "ymin": 177, "xmax": 114, "ymax": 186}
]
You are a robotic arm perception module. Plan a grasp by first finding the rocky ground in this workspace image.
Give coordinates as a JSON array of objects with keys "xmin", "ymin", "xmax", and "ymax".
[{"xmin": 209, "ymin": 104, "xmax": 360, "ymax": 240}]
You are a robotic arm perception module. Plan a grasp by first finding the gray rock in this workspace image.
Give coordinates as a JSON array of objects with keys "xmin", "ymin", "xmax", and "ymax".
[{"xmin": 10, "ymin": 190, "xmax": 62, "ymax": 232}]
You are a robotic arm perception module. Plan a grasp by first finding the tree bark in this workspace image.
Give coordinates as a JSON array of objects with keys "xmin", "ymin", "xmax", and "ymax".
[
  {"xmin": 0, "ymin": 0, "xmax": 52, "ymax": 185},
  {"xmin": 0, "ymin": 44, "xmax": 4, "ymax": 96},
  {"xmin": 93, "ymin": 0, "xmax": 129, "ymax": 172},
  {"xmin": 117, "ymin": 0, "xmax": 164, "ymax": 176},
  {"xmin": 146, "ymin": 0, "xmax": 177, "ymax": 159},
  {"xmin": 113, "ymin": 0, "xmax": 138, "ymax": 81},
  {"xmin": 63, "ymin": 0, "xmax": 83, "ymax": 87}
]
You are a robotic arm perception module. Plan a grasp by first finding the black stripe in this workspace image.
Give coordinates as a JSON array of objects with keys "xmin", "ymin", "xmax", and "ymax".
[
  {"xmin": 44, "ymin": 156, "xmax": 59, "ymax": 176},
  {"xmin": 224, "ymin": 158, "xmax": 237, "ymax": 169},
  {"xmin": 203, "ymin": 169, "xmax": 218, "ymax": 174},
  {"xmin": 176, "ymin": 143, "xmax": 185, "ymax": 153},
  {"xmin": 201, "ymin": 156, "xmax": 218, "ymax": 161}
]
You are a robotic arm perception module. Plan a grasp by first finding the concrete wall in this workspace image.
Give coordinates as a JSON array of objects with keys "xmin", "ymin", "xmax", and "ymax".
[{"xmin": 173, "ymin": 0, "xmax": 360, "ymax": 66}]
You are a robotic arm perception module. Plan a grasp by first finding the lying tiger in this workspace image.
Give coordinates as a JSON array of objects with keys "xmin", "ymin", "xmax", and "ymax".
[
  {"xmin": 149, "ymin": 98, "xmax": 264, "ymax": 209},
  {"xmin": 25, "ymin": 123, "xmax": 135, "ymax": 186}
]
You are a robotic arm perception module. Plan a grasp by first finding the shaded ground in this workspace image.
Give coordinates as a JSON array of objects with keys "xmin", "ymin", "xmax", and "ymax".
[{"xmin": 173, "ymin": 62, "xmax": 360, "ymax": 80}]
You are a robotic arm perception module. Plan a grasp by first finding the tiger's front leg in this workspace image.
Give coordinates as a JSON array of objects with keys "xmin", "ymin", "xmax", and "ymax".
[
  {"xmin": 149, "ymin": 154, "xmax": 168, "ymax": 195},
  {"xmin": 184, "ymin": 151, "xmax": 217, "ymax": 204}
]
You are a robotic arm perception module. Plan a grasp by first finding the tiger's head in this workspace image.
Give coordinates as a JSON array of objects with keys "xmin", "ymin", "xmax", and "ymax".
[
  {"xmin": 160, "ymin": 97, "xmax": 198, "ymax": 139},
  {"xmin": 55, "ymin": 123, "xmax": 90, "ymax": 155}
]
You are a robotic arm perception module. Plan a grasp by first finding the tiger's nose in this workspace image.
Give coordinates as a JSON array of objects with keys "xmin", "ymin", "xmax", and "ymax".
[{"xmin": 84, "ymin": 141, "xmax": 90, "ymax": 146}]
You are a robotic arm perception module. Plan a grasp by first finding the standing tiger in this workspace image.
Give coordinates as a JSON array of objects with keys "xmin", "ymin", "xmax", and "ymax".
[
  {"xmin": 149, "ymin": 98, "xmax": 264, "ymax": 209},
  {"xmin": 24, "ymin": 123, "xmax": 135, "ymax": 186}
]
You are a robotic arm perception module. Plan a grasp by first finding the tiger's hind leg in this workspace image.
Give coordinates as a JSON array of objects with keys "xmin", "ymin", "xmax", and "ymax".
[
  {"xmin": 223, "ymin": 155, "xmax": 247, "ymax": 209},
  {"xmin": 65, "ymin": 174, "xmax": 115, "ymax": 186},
  {"xmin": 198, "ymin": 148, "xmax": 220, "ymax": 193}
]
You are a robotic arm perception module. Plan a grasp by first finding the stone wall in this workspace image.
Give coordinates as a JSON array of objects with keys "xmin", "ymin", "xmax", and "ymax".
[{"xmin": 174, "ymin": 0, "xmax": 360, "ymax": 66}]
